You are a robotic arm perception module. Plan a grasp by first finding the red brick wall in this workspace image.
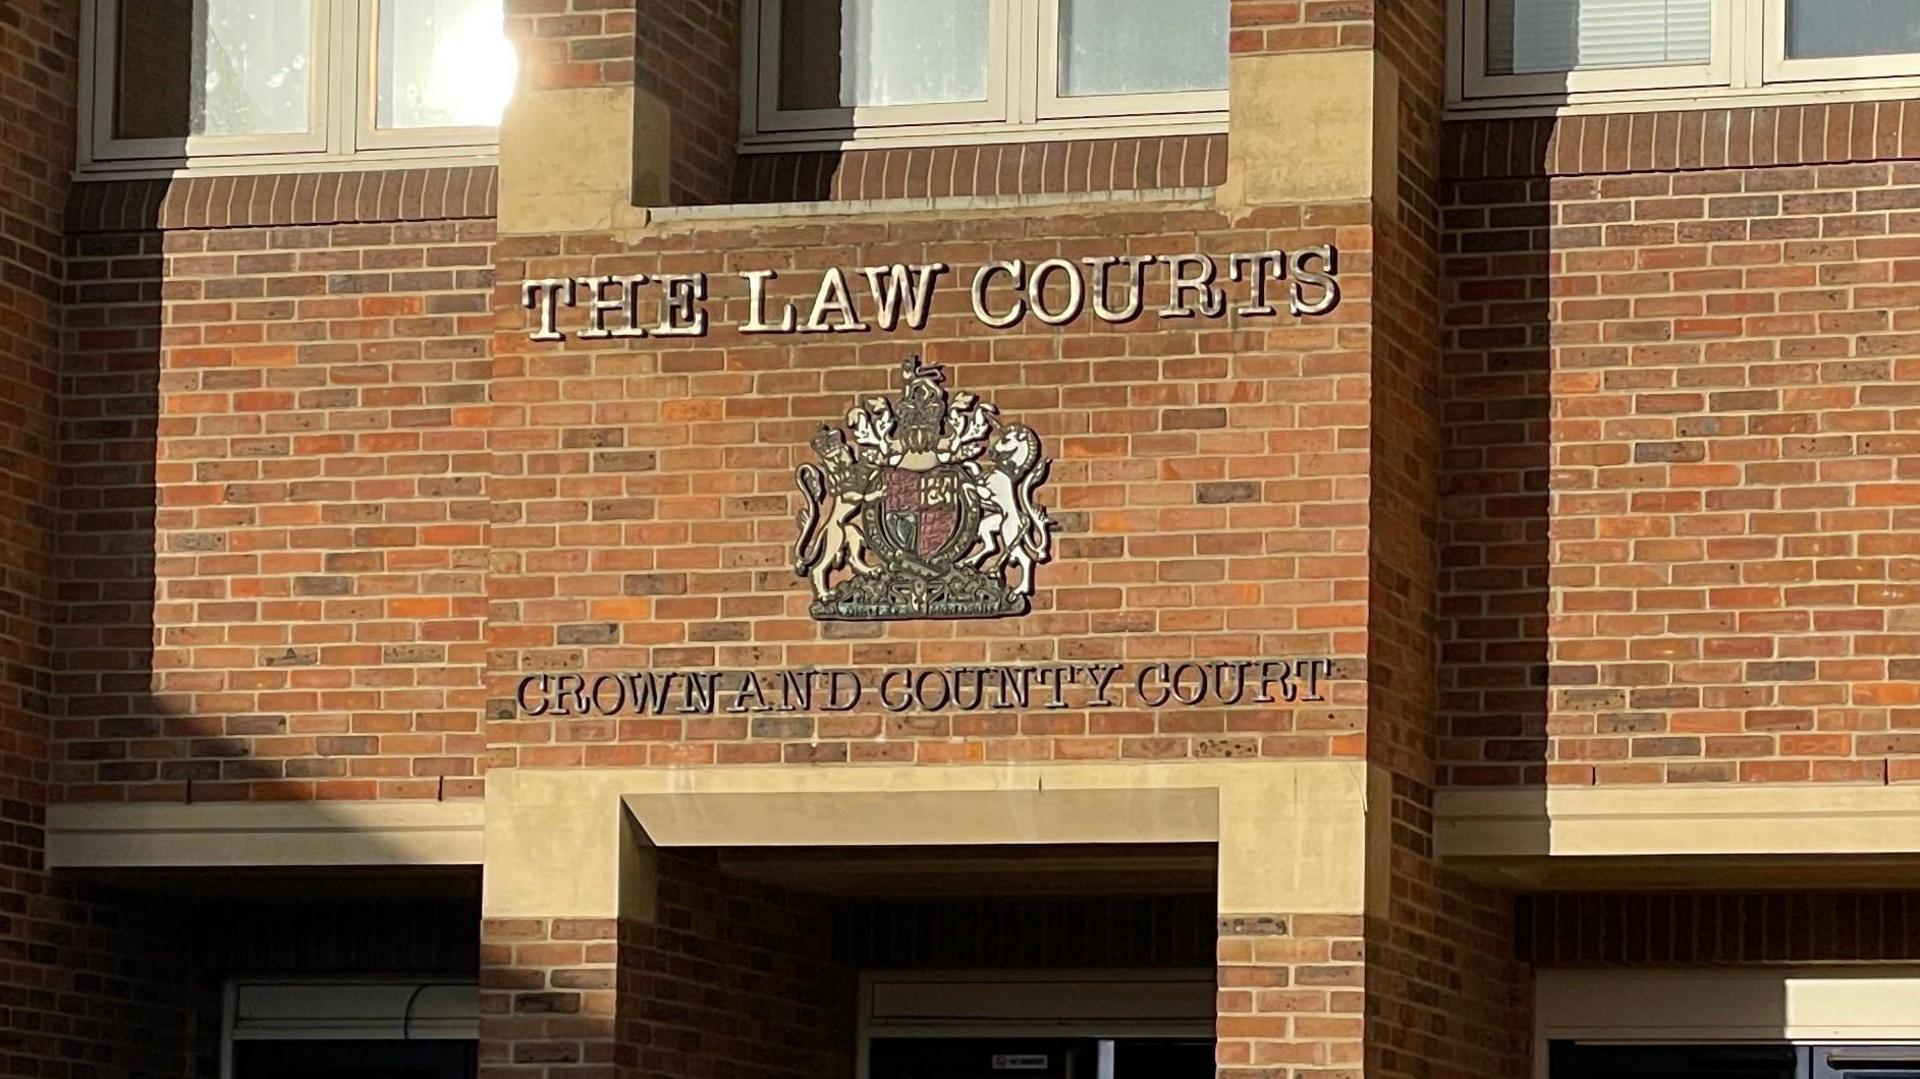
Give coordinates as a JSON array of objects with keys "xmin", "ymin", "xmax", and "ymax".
[
  {"xmin": 730, "ymin": 136, "xmax": 1231, "ymax": 205},
  {"xmin": 1368, "ymin": 1, "xmax": 1533, "ymax": 1076},
  {"xmin": 482, "ymin": 915, "xmax": 621, "ymax": 1079},
  {"xmin": 634, "ymin": 0, "xmax": 740, "ymax": 207},
  {"xmin": 0, "ymin": 0, "xmax": 71, "ymax": 761},
  {"xmin": 1229, "ymin": 0, "xmax": 1376, "ymax": 53},
  {"xmin": 483, "ymin": 853, "xmax": 848, "ymax": 1079},
  {"xmin": 1442, "ymin": 121, "xmax": 1920, "ymax": 786},
  {"xmin": 509, "ymin": 0, "xmax": 637, "ymax": 92},
  {"xmin": 619, "ymin": 851, "xmax": 851, "ymax": 1079},
  {"xmin": 488, "ymin": 207, "xmax": 1372, "ymax": 769},
  {"xmin": 1217, "ymin": 914, "xmax": 1365, "ymax": 1078},
  {"xmin": 57, "ymin": 201, "xmax": 496, "ymax": 802},
  {"xmin": 0, "ymin": 4, "xmax": 202, "ymax": 1076},
  {"xmin": 490, "ymin": 28, "xmax": 1394, "ymax": 1072}
]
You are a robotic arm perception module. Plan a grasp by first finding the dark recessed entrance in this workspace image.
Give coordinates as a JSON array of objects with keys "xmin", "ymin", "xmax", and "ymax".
[
  {"xmin": 868, "ymin": 1036, "xmax": 1212, "ymax": 1079},
  {"xmin": 707, "ymin": 842, "xmax": 1220, "ymax": 1079},
  {"xmin": 231, "ymin": 1040, "xmax": 477, "ymax": 1079}
]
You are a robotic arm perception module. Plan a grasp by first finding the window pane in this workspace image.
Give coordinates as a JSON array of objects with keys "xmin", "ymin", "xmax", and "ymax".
[
  {"xmin": 1058, "ymin": 0, "xmax": 1228, "ymax": 96},
  {"xmin": 1788, "ymin": 0, "xmax": 1920, "ymax": 58},
  {"xmin": 115, "ymin": 0, "xmax": 312, "ymax": 139},
  {"xmin": 777, "ymin": 0, "xmax": 990, "ymax": 110},
  {"xmin": 377, "ymin": 0, "xmax": 515, "ymax": 129},
  {"xmin": 1487, "ymin": 0, "xmax": 1710, "ymax": 75}
]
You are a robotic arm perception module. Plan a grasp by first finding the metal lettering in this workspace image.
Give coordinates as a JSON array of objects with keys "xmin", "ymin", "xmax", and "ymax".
[
  {"xmin": 589, "ymin": 673, "xmax": 627, "ymax": 714},
  {"xmin": 879, "ymin": 669, "xmax": 914, "ymax": 712},
  {"xmin": 1081, "ymin": 663, "xmax": 1122, "ymax": 707},
  {"xmin": 677, "ymin": 670, "xmax": 720, "ymax": 713},
  {"xmin": 1289, "ymin": 245, "xmax": 1340, "ymax": 317},
  {"xmin": 1170, "ymin": 661, "xmax": 1207, "ymax": 706},
  {"xmin": 523, "ymin": 250, "xmax": 1341, "ymax": 339},
  {"xmin": 1160, "ymin": 254, "xmax": 1225, "ymax": 319},
  {"xmin": 1229, "ymin": 252, "xmax": 1287, "ymax": 317},
  {"xmin": 521, "ymin": 278, "xmax": 575, "ymax": 341},
  {"xmin": 654, "ymin": 273, "xmax": 709, "ymax": 337},
  {"xmin": 913, "ymin": 669, "xmax": 953, "ymax": 712},
  {"xmin": 825, "ymin": 670, "xmax": 862, "ymax": 711},
  {"xmin": 804, "ymin": 267, "xmax": 869, "ymax": 333},
  {"xmin": 1033, "ymin": 666, "xmax": 1073, "ymax": 709},
  {"xmin": 513, "ymin": 660, "xmax": 1335, "ymax": 714},
  {"xmin": 552, "ymin": 672, "xmax": 587, "ymax": 716},
  {"xmin": 1304, "ymin": 658, "xmax": 1332, "ymax": 702},
  {"xmin": 577, "ymin": 275, "xmax": 649, "ymax": 340},
  {"xmin": 626, "ymin": 671, "xmax": 672, "ymax": 715},
  {"xmin": 516, "ymin": 673, "xmax": 550, "ymax": 717},
  {"xmin": 779, "ymin": 668, "xmax": 813, "ymax": 711},
  {"xmin": 1026, "ymin": 258, "xmax": 1086, "ymax": 327},
  {"xmin": 1255, "ymin": 660, "xmax": 1296, "ymax": 704},
  {"xmin": 1136, "ymin": 663, "xmax": 1172, "ymax": 708},
  {"xmin": 1213, "ymin": 660, "xmax": 1252, "ymax": 706},
  {"xmin": 1082, "ymin": 255, "xmax": 1154, "ymax": 324},
  {"xmin": 950, "ymin": 667, "xmax": 985, "ymax": 711},
  {"xmin": 992, "ymin": 666, "xmax": 1032, "ymax": 710},
  {"xmin": 863, "ymin": 262, "xmax": 948, "ymax": 331},
  {"xmin": 741, "ymin": 269, "xmax": 797, "ymax": 333},
  {"xmin": 970, "ymin": 260, "xmax": 1026, "ymax": 329},
  {"xmin": 732, "ymin": 671, "xmax": 769, "ymax": 712}
]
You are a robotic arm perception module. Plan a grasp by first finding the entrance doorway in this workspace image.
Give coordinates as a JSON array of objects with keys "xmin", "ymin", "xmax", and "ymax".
[
  {"xmin": 868, "ymin": 1036, "xmax": 1213, "ymax": 1078},
  {"xmin": 224, "ymin": 979, "xmax": 478, "ymax": 1079},
  {"xmin": 230, "ymin": 1039, "xmax": 477, "ymax": 1079},
  {"xmin": 1539, "ymin": 969, "xmax": 1920, "ymax": 1079},
  {"xmin": 1552, "ymin": 1044, "xmax": 1920, "ymax": 1079},
  {"xmin": 707, "ymin": 843, "xmax": 1220, "ymax": 1079},
  {"xmin": 854, "ymin": 967, "xmax": 1214, "ymax": 1079}
]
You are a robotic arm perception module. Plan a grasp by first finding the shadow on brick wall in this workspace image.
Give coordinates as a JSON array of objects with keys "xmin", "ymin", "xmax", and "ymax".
[
  {"xmin": 57, "ymin": 210, "xmax": 166, "ymax": 801},
  {"xmin": 54, "ymin": 173, "xmax": 498, "ymax": 803},
  {"xmin": 1438, "ymin": 162, "xmax": 1555, "ymax": 795}
]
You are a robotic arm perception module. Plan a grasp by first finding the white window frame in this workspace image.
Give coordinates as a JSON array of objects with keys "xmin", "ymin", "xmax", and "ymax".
[
  {"xmin": 1450, "ymin": 0, "xmax": 1920, "ymax": 115},
  {"xmin": 79, "ymin": 0, "xmax": 501, "ymax": 176},
  {"xmin": 1034, "ymin": 0, "xmax": 1231, "ymax": 122},
  {"xmin": 739, "ymin": 0, "xmax": 1230, "ymax": 152},
  {"xmin": 1760, "ymin": 0, "xmax": 1920, "ymax": 84},
  {"xmin": 746, "ymin": 0, "xmax": 1015, "ymax": 136},
  {"xmin": 1460, "ymin": 0, "xmax": 1735, "ymax": 101},
  {"xmin": 353, "ymin": 0, "xmax": 505, "ymax": 153}
]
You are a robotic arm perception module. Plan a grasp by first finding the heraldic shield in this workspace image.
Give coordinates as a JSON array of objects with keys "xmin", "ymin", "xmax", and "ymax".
[{"xmin": 793, "ymin": 356, "xmax": 1056, "ymax": 620}]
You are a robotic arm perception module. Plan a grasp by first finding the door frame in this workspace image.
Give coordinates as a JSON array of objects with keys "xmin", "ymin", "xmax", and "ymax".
[
  {"xmin": 857, "ymin": 968, "xmax": 1215, "ymax": 1079},
  {"xmin": 1536, "ymin": 968, "xmax": 1920, "ymax": 1079},
  {"xmin": 221, "ymin": 976, "xmax": 479, "ymax": 1079}
]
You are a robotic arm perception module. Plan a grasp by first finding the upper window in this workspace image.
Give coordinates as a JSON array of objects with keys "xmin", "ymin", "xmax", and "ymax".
[
  {"xmin": 740, "ymin": 0, "xmax": 1230, "ymax": 148},
  {"xmin": 1454, "ymin": 0, "xmax": 1920, "ymax": 110},
  {"xmin": 82, "ymin": 0, "xmax": 514, "ymax": 172}
]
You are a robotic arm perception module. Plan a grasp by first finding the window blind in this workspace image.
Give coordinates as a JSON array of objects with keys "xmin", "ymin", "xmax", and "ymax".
[{"xmin": 1488, "ymin": 0, "xmax": 1711, "ymax": 75}]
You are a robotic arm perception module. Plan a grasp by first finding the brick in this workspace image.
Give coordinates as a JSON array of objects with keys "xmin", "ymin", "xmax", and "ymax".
[{"xmin": 1443, "ymin": 109, "xmax": 1920, "ymax": 791}]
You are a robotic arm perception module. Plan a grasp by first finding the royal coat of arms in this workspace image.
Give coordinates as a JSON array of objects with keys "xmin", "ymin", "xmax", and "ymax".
[{"xmin": 793, "ymin": 356, "xmax": 1055, "ymax": 620}]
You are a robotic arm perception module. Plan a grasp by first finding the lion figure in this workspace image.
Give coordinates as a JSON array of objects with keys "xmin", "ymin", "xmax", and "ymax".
[{"xmin": 793, "ymin": 429, "xmax": 880, "ymax": 600}]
